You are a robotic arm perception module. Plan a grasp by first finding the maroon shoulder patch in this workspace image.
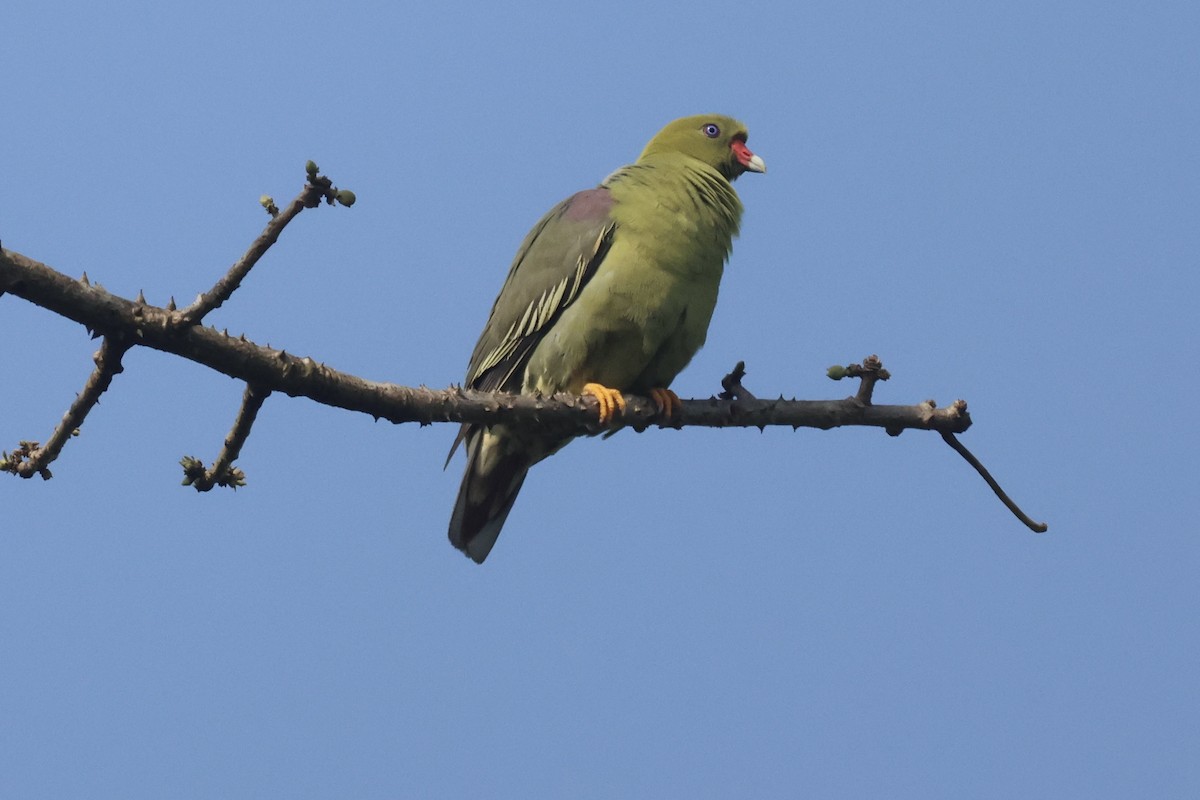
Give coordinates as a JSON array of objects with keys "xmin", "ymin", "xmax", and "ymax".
[{"xmin": 562, "ymin": 188, "xmax": 614, "ymax": 222}]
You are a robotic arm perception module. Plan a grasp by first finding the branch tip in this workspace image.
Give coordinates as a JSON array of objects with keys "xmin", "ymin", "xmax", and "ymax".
[
  {"xmin": 184, "ymin": 384, "xmax": 270, "ymax": 492},
  {"xmin": 2, "ymin": 337, "xmax": 129, "ymax": 479},
  {"xmin": 183, "ymin": 173, "xmax": 349, "ymax": 325},
  {"xmin": 940, "ymin": 432, "xmax": 1048, "ymax": 533}
]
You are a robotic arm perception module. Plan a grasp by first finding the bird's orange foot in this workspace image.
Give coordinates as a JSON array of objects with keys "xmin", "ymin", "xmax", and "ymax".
[
  {"xmin": 648, "ymin": 387, "xmax": 682, "ymax": 422},
  {"xmin": 582, "ymin": 382, "xmax": 627, "ymax": 425}
]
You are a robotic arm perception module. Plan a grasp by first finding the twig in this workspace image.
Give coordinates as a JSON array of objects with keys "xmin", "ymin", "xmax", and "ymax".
[
  {"xmin": 178, "ymin": 165, "xmax": 352, "ymax": 325},
  {"xmin": 828, "ymin": 356, "xmax": 1046, "ymax": 530},
  {"xmin": 828, "ymin": 355, "xmax": 891, "ymax": 405},
  {"xmin": 719, "ymin": 361, "xmax": 758, "ymax": 401},
  {"xmin": 181, "ymin": 383, "xmax": 271, "ymax": 491},
  {"xmin": 941, "ymin": 431, "xmax": 1048, "ymax": 533},
  {"xmin": 1, "ymin": 336, "xmax": 129, "ymax": 479}
]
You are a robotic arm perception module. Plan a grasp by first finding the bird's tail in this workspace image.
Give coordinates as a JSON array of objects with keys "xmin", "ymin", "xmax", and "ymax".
[{"xmin": 448, "ymin": 429, "xmax": 531, "ymax": 564}]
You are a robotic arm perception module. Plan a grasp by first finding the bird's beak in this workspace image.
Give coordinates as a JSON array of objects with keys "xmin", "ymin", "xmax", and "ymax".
[{"xmin": 731, "ymin": 139, "xmax": 766, "ymax": 174}]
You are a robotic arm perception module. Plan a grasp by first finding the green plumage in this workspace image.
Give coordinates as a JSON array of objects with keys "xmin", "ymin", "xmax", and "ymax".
[{"xmin": 448, "ymin": 115, "xmax": 765, "ymax": 562}]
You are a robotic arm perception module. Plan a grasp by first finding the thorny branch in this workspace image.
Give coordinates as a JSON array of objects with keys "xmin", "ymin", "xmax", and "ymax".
[
  {"xmin": 0, "ymin": 162, "xmax": 1046, "ymax": 534},
  {"xmin": 2, "ymin": 336, "xmax": 129, "ymax": 479},
  {"xmin": 179, "ymin": 162, "xmax": 354, "ymax": 325}
]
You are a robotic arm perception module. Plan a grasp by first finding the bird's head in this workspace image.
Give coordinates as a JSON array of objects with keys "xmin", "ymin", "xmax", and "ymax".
[{"xmin": 638, "ymin": 114, "xmax": 766, "ymax": 181}]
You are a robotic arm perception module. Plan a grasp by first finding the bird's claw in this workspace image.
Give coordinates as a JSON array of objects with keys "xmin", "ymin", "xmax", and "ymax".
[
  {"xmin": 582, "ymin": 383, "xmax": 626, "ymax": 425},
  {"xmin": 648, "ymin": 388, "xmax": 681, "ymax": 422}
]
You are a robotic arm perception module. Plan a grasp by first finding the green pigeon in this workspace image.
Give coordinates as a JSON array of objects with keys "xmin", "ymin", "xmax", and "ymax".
[{"xmin": 447, "ymin": 114, "xmax": 765, "ymax": 562}]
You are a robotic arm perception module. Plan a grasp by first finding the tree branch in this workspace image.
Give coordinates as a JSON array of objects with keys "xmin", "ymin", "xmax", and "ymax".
[
  {"xmin": 940, "ymin": 432, "xmax": 1048, "ymax": 533},
  {"xmin": 181, "ymin": 383, "xmax": 271, "ymax": 491},
  {"xmin": 1, "ymin": 336, "xmax": 129, "ymax": 479},
  {"xmin": 0, "ymin": 246, "xmax": 971, "ymax": 435},
  {"xmin": 179, "ymin": 163, "xmax": 352, "ymax": 325},
  {"xmin": 0, "ymin": 165, "xmax": 1045, "ymax": 534}
]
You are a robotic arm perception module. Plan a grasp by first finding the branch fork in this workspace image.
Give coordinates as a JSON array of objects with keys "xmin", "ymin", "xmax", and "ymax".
[{"xmin": 2, "ymin": 164, "xmax": 352, "ymax": 487}]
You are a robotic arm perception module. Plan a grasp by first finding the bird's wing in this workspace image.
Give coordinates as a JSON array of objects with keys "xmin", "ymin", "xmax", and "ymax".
[
  {"xmin": 466, "ymin": 188, "xmax": 617, "ymax": 394},
  {"xmin": 445, "ymin": 188, "xmax": 616, "ymax": 467}
]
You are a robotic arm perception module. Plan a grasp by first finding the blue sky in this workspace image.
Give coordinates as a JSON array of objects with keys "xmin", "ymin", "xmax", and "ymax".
[{"xmin": 3, "ymin": 1, "xmax": 1197, "ymax": 797}]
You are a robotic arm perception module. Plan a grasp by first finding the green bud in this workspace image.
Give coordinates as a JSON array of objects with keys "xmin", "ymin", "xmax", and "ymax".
[
  {"xmin": 827, "ymin": 365, "xmax": 848, "ymax": 380},
  {"xmin": 306, "ymin": 160, "xmax": 319, "ymax": 176},
  {"xmin": 335, "ymin": 189, "xmax": 356, "ymax": 207}
]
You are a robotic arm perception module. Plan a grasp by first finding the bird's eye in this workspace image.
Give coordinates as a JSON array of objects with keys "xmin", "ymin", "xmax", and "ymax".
[{"xmin": 702, "ymin": 123, "xmax": 720, "ymax": 138}]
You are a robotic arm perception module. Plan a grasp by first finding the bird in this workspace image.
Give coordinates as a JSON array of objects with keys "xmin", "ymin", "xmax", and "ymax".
[{"xmin": 446, "ymin": 114, "xmax": 765, "ymax": 563}]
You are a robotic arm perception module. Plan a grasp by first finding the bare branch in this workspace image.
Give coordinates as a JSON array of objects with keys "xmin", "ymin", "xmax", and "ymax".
[
  {"xmin": 941, "ymin": 431, "xmax": 1049, "ymax": 533},
  {"xmin": 1, "ymin": 336, "xmax": 129, "ymax": 479},
  {"xmin": 179, "ymin": 166, "xmax": 352, "ymax": 325},
  {"xmin": 182, "ymin": 383, "xmax": 271, "ymax": 491}
]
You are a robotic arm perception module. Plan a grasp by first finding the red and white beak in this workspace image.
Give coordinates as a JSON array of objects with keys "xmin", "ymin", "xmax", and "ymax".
[{"xmin": 731, "ymin": 139, "xmax": 766, "ymax": 173}]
